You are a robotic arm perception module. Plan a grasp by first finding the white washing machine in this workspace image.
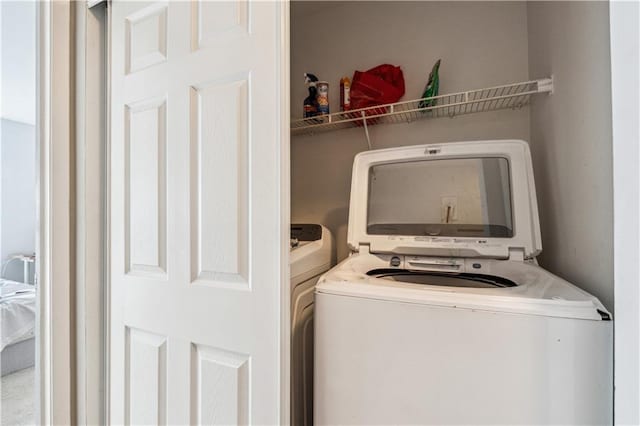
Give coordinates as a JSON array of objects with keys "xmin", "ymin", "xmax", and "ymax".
[
  {"xmin": 315, "ymin": 140, "xmax": 612, "ymax": 425},
  {"xmin": 290, "ymin": 223, "xmax": 333, "ymax": 426}
]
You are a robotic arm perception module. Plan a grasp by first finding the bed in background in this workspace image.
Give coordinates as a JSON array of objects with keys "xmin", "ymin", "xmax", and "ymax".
[{"xmin": 1, "ymin": 279, "xmax": 36, "ymax": 376}]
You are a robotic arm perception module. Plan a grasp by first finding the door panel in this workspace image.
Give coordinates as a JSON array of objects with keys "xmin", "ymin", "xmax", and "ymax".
[
  {"xmin": 125, "ymin": 2, "xmax": 168, "ymax": 73},
  {"xmin": 126, "ymin": 328, "xmax": 167, "ymax": 426},
  {"xmin": 191, "ymin": 344, "xmax": 250, "ymax": 425},
  {"xmin": 124, "ymin": 97, "xmax": 167, "ymax": 278},
  {"xmin": 189, "ymin": 76, "xmax": 249, "ymax": 286},
  {"xmin": 192, "ymin": 0, "xmax": 249, "ymax": 49},
  {"xmin": 110, "ymin": 1, "xmax": 285, "ymax": 424}
]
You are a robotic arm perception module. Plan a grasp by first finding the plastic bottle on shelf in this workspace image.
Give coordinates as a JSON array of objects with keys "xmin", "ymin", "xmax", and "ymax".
[
  {"xmin": 303, "ymin": 73, "xmax": 319, "ymax": 118},
  {"xmin": 340, "ymin": 76, "xmax": 351, "ymax": 111}
]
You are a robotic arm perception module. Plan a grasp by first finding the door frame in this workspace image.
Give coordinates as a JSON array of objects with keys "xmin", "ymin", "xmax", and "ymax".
[
  {"xmin": 37, "ymin": 1, "xmax": 75, "ymax": 424},
  {"xmin": 610, "ymin": 1, "xmax": 640, "ymax": 424},
  {"xmin": 37, "ymin": 1, "xmax": 109, "ymax": 424},
  {"xmin": 278, "ymin": 1, "xmax": 292, "ymax": 421},
  {"xmin": 74, "ymin": 1, "xmax": 109, "ymax": 424}
]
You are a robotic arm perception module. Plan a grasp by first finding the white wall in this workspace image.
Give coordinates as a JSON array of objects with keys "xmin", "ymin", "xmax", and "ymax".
[
  {"xmin": 527, "ymin": 1, "xmax": 613, "ymax": 311},
  {"xmin": 0, "ymin": 0, "xmax": 36, "ymax": 125},
  {"xmin": 0, "ymin": 1, "xmax": 37, "ymax": 282},
  {"xmin": 610, "ymin": 1, "xmax": 640, "ymax": 423},
  {"xmin": 1, "ymin": 119, "xmax": 36, "ymax": 282},
  {"xmin": 291, "ymin": 1, "xmax": 531, "ymax": 260}
]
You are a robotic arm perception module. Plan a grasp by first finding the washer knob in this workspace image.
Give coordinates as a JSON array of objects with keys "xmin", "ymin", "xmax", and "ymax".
[{"xmin": 390, "ymin": 256, "xmax": 401, "ymax": 267}]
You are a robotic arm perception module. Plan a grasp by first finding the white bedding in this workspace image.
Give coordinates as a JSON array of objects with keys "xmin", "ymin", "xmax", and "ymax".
[{"xmin": 1, "ymin": 279, "xmax": 36, "ymax": 351}]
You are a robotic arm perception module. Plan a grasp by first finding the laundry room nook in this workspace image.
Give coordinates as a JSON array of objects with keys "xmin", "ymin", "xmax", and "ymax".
[
  {"xmin": 288, "ymin": 1, "xmax": 614, "ymax": 425},
  {"xmin": 2, "ymin": 1, "xmax": 635, "ymax": 424}
]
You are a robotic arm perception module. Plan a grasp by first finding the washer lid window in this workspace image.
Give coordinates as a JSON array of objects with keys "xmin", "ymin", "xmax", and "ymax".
[{"xmin": 347, "ymin": 140, "xmax": 542, "ymax": 259}]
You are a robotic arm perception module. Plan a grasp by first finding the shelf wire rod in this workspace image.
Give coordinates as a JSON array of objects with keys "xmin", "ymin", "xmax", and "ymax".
[
  {"xmin": 361, "ymin": 111, "xmax": 372, "ymax": 150},
  {"xmin": 470, "ymin": 93, "xmax": 477, "ymax": 113},
  {"xmin": 518, "ymin": 93, "xmax": 529, "ymax": 109},
  {"xmin": 516, "ymin": 84, "xmax": 526, "ymax": 100},
  {"xmin": 480, "ymin": 91, "xmax": 488, "ymax": 111},
  {"xmin": 482, "ymin": 89, "xmax": 498, "ymax": 111},
  {"xmin": 496, "ymin": 94, "xmax": 506, "ymax": 110},
  {"xmin": 473, "ymin": 94, "xmax": 489, "ymax": 113},
  {"xmin": 492, "ymin": 86, "xmax": 507, "ymax": 110},
  {"xmin": 493, "ymin": 87, "xmax": 508, "ymax": 109},
  {"xmin": 508, "ymin": 85, "xmax": 519, "ymax": 102},
  {"xmin": 514, "ymin": 91, "xmax": 526, "ymax": 108},
  {"xmin": 512, "ymin": 93, "xmax": 522, "ymax": 109},
  {"xmin": 488, "ymin": 87, "xmax": 498, "ymax": 111}
]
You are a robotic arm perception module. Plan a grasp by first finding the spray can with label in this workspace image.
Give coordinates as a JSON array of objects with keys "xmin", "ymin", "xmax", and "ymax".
[
  {"xmin": 317, "ymin": 81, "xmax": 330, "ymax": 115},
  {"xmin": 303, "ymin": 73, "xmax": 319, "ymax": 118}
]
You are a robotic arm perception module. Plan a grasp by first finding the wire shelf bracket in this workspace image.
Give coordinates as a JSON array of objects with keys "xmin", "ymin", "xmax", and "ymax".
[{"xmin": 291, "ymin": 77, "xmax": 554, "ymax": 139}]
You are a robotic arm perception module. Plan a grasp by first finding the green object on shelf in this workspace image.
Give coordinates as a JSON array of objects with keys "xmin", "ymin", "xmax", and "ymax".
[{"xmin": 419, "ymin": 59, "xmax": 441, "ymax": 109}]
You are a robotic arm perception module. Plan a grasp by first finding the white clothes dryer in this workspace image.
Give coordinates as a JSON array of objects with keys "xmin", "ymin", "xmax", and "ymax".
[
  {"xmin": 290, "ymin": 224, "xmax": 333, "ymax": 426},
  {"xmin": 314, "ymin": 140, "xmax": 612, "ymax": 425}
]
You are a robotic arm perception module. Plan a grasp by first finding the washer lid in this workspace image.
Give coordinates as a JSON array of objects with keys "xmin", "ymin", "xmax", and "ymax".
[{"xmin": 347, "ymin": 140, "xmax": 541, "ymax": 259}]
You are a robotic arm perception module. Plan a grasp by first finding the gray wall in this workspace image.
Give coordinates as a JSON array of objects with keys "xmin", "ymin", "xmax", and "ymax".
[
  {"xmin": 0, "ymin": 119, "xmax": 36, "ymax": 282},
  {"xmin": 527, "ymin": 2, "xmax": 613, "ymax": 311},
  {"xmin": 291, "ymin": 1, "xmax": 531, "ymax": 260},
  {"xmin": 1, "ymin": 1, "xmax": 37, "ymax": 283},
  {"xmin": 0, "ymin": 0, "xmax": 36, "ymax": 125}
]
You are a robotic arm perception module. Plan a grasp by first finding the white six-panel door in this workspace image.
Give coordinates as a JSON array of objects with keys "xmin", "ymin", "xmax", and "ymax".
[{"xmin": 110, "ymin": 1, "xmax": 286, "ymax": 424}]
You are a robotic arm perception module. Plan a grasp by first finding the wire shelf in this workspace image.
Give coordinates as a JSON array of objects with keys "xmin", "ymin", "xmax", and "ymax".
[{"xmin": 291, "ymin": 77, "xmax": 553, "ymax": 136}]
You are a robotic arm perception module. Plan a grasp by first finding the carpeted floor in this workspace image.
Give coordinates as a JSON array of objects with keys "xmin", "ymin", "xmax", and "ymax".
[{"xmin": 1, "ymin": 366, "xmax": 35, "ymax": 426}]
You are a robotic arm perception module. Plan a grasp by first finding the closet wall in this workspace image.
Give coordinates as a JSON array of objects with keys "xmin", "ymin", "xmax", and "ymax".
[
  {"xmin": 527, "ymin": 2, "xmax": 613, "ymax": 311},
  {"xmin": 290, "ymin": 1, "xmax": 614, "ymax": 311},
  {"xmin": 291, "ymin": 1, "xmax": 531, "ymax": 260}
]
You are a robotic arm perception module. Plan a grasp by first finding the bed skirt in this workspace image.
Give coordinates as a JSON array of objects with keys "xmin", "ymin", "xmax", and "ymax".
[{"xmin": 1, "ymin": 337, "xmax": 35, "ymax": 376}]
